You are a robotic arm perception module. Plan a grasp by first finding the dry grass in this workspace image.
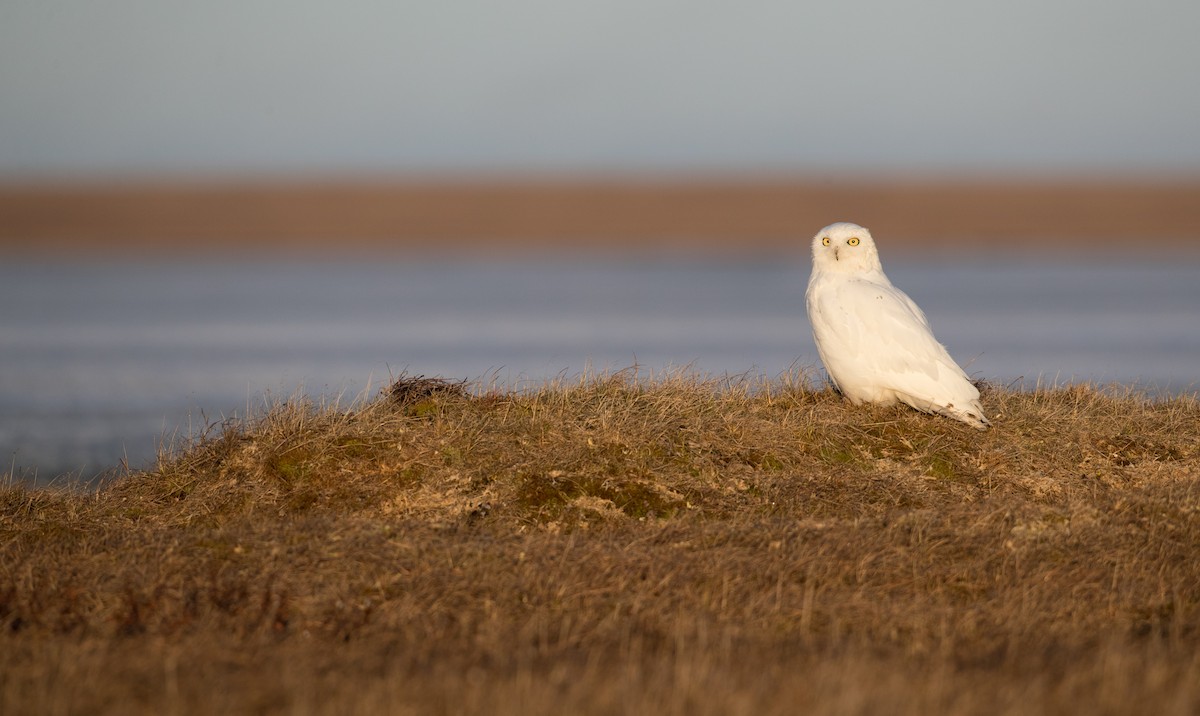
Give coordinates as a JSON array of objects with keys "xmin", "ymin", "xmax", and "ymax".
[{"xmin": 3, "ymin": 371, "xmax": 1199, "ymax": 715}]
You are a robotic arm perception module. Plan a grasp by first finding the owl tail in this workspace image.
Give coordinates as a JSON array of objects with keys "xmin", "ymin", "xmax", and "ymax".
[{"xmin": 937, "ymin": 400, "xmax": 991, "ymax": 430}]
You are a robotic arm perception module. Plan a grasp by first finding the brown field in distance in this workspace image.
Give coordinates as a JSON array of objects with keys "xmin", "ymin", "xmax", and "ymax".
[{"xmin": 2, "ymin": 177, "xmax": 1199, "ymax": 255}]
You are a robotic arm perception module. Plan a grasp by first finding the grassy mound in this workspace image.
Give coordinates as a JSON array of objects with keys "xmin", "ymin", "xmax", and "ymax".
[{"xmin": 3, "ymin": 372, "xmax": 1199, "ymax": 714}]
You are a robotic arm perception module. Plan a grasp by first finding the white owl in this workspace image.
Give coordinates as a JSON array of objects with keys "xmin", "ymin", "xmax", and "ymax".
[{"xmin": 805, "ymin": 222, "xmax": 990, "ymax": 429}]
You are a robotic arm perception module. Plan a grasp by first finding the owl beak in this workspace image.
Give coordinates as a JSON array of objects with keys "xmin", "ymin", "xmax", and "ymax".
[{"xmin": 833, "ymin": 247, "xmax": 840, "ymax": 261}]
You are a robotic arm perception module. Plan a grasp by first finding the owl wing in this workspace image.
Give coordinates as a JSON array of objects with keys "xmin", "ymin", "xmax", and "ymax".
[{"xmin": 808, "ymin": 277, "xmax": 973, "ymax": 402}]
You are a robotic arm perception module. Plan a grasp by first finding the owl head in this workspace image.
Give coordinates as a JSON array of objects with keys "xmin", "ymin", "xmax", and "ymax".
[{"xmin": 811, "ymin": 222, "xmax": 882, "ymax": 273}]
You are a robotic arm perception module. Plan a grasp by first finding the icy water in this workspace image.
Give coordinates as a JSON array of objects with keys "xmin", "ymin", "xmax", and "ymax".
[{"xmin": 2, "ymin": 255, "xmax": 1198, "ymax": 482}]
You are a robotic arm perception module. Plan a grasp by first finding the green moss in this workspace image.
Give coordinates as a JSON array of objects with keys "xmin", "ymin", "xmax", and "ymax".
[
  {"xmin": 740, "ymin": 449, "xmax": 786, "ymax": 471},
  {"xmin": 512, "ymin": 471, "xmax": 686, "ymax": 522},
  {"xmin": 441, "ymin": 446, "xmax": 465, "ymax": 466},
  {"xmin": 334, "ymin": 436, "xmax": 373, "ymax": 459},
  {"xmin": 397, "ymin": 465, "xmax": 426, "ymax": 484},
  {"xmin": 407, "ymin": 400, "xmax": 439, "ymax": 418},
  {"xmin": 265, "ymin": 453, "xmax": 313, "ymax": 484},
  {"xmin": 818, "ymin": 445, "xmax": 861, "ymax": 466},
  {"xmin": 925, "ymin": 453, "xmax": 958, "ymax": 480}
]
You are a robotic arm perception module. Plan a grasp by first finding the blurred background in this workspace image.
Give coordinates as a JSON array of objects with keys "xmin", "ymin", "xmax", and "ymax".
[{"xmin": 2, "ymin": 0, "xmax": 1198, "ymax": 482}]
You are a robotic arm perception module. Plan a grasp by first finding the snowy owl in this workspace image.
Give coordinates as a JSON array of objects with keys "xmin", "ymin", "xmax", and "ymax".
[{"xmin": 805, "ymin": 222, "xmax": 990, "ymax": 429}]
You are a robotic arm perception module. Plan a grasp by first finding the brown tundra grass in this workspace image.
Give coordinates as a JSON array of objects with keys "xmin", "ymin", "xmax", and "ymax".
[{"xmin": 2, "ymin": 371, "xmax": 1199, "ymax": 715}]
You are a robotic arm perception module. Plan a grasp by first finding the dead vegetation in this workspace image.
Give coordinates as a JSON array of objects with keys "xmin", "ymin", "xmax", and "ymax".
[{"xmin": 3, "ymin": 371, "xmax": 1199, "ymax": 715}]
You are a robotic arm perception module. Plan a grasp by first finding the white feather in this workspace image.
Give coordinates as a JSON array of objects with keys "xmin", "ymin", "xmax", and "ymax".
[{"xmin": 805, "ymin": 222, "xmax": 990, "ymax": 429}]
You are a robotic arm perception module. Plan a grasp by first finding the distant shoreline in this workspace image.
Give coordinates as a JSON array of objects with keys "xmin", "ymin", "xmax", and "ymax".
[{"xmin": 2, "ymin": 176, "xmax": 1199, "ymax": 255}]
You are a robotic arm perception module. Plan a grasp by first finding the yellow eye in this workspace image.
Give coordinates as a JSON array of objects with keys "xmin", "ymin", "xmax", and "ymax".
[
  {"xmin": 847, "ymin": 237, "xmax": 860, "ymax": 246},
  {"xmin": 821, "ymin": 237, "xmax": 831, "ymax": 246}
]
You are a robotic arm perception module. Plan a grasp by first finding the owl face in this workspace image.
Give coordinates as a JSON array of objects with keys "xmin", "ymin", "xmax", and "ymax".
[{"xmin": 811, "ymin": 222, "xmax": 882, "ymax": 273}]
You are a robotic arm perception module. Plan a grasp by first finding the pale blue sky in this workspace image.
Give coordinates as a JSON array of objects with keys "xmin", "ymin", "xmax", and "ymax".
[{"xmin": 2, "ymin": 0, "xmax": 1198, "ymax": 177}]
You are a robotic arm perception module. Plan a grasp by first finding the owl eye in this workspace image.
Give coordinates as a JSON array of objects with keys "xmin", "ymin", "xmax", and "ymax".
[
  {"xmin": 847, "ymin": 237, "xmax": 860, "ymax": 246},
  {"xmin": 821, "ymin": 237, "xmax": 831, "ymax": 246}
]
